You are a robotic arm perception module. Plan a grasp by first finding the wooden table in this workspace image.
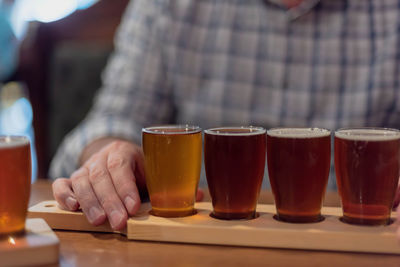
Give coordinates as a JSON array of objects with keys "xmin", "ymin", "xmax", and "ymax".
[{"xmin": 30, "ymin": 179, "xmax": 400, "ymax": 267}]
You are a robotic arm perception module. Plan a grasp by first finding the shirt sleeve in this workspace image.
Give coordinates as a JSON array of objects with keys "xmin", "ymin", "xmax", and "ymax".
[{"xmin": 49, "ymin": 0, "xmax": 173, "ymax": 179}]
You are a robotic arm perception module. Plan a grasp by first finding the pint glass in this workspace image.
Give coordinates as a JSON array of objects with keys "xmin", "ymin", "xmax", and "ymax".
[
  {"xmin": 0, "ymin": 136, "xmax": 31, "ymax": 235},
  {"xmin": 267, "ymin": 128, "xmax": 331, "ymax": 223},
  {"xmin": 204, "ymin": 127, "xmax": 266, "ymax": 220},
  {"xmin": 142, "ymin": 125, "xmax": 202, "ymax": 217},
  {"xmin": 335, "ymin": 127, "xmax": 400, "ymax": 225}
]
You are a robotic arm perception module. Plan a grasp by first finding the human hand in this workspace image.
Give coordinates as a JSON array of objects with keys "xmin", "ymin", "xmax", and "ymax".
[{"xmin": 52, "ymin": 140, "xmax": 145, "ymax": 230}]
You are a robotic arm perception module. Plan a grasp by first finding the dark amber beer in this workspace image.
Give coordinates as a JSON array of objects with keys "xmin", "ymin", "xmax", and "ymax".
[
  {"xmin": 204, "ymin": 127, "xmax": 266, "ymax": 220},
  {"xmin": 335, "ymin": 128, "xmax": 400, "ymax": 225},
  {"xmin": 143, "ymin": 125, "xmax": 202, "ymax": 217},
  {"xmin": 267, "ymin": 128, "xmax": 331, "ymax": 223},
  {"xmin": 0, "ymin": 136, "xmax": 31, "ymax": 235}
]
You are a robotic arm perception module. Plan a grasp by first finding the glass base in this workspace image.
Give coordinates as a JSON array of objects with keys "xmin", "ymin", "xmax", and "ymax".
[
  {"xmin": 0, "ymin": 229, "xmax": 25, "ymax": 239},
  {"xmin": 210, "ymin": 211, "xmax": 258, "ymax": 220},
  {"xmin": 149, "ymin": 208, "xmax": 197, "ymax": 218},
  {"xmin": 274, "ymin": 213, "xmax": 324, "ymax": 223},
  {"xmin": 340, "ymin": 215, "xmax": 391, "ymax": 226}
]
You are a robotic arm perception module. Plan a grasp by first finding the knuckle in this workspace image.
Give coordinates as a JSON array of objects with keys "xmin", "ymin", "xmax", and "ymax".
[
  {"xmin": 52, "ymin": 179, "xmax": 61, "ymax": 190},
  {"xmin": 114, "ymin": 177, "xmax": 134, "ymax": 191},
  {"xmin": 88, "ymin": 153, "xmax": 100, "ymax": 162},
  {"xmin": 107, "ymin": 156, "xmax": 127, "ymax": 170},
  {"xmin": 70, "ymin": 168, "xmax": 88, "ymax": 182},
  {"xmin": 107, "ymin": 140, "xmax": 124, "ymax": 151},
  {"xmin": 112, "ymin": 140, "xmax": 125, "ymax": 148},
  {"xmin": 88, "ymin": 167, "xmax": 108, "ymax": 184},
  {"xmin": 78, "ymin": 194, "xmax": 94, "ymax": 207},
  {"xmin": 115, "ymin": 184, "xmax": 133, "ymax": 199},
  {"xmin": 52, "ymin": 180, "xmax": 66, "ymax": 199},
  {"xmin": 70, "ymin": 174, "xmax": 81, "ymax": 184},
  {"xmin": 70, "ymin": 176, "xmax": 80, "ymax": 188}
]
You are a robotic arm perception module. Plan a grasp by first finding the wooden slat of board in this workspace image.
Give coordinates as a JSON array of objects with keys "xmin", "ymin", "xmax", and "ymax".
[
  {"xmin": 28, "ymin": 200, "xmax": 124, "ymax": 235},
  {"xmin": 28, "ymin": 201, "xmax": 399, "ymax": 254},
  {"xmin": 128, "ymin": 202, "xmax": 399, "ymax": 254},
  {"xmin": 0, "ymin": 218, "xmax": 59, "ymax": 266}
]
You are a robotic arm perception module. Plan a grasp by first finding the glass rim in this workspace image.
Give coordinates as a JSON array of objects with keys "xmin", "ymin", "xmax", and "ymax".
[
  {"xmin": 266, "ymin": 127, "xmax": 331, "ymax": 138},
  {"xmin": 335, "ymin": 127, "xmax": 400, "ymax": 140},
  {"xmin": 142, "ymin": 125, "xmax": 201, "ymax": 135},
  {"xmin": 0, "ymin": 135, "xmax": 30, "ymax": 148},
  {"xmin": 204, "ymin": 126, "xmax": 266, "ymax": 136}
]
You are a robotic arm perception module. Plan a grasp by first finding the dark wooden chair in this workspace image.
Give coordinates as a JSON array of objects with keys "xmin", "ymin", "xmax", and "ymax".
[{"xmin": 16, "ymin": 0, "xmax": 130, "ymax": 178}]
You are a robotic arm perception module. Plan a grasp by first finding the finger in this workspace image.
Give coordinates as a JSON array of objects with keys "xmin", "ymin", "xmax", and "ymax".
[
  {"xmin": 196, "ymin": 188, "xmax": 204, "ymax": 202},
  {"xmin": 52, "ymin": 178, "xmax": 79, "ymax": 211},
  {"xmin": 107, "ymin": 149, "xmax": 141, "ymax": 216},
  {"xmin": 71, "ymin": 167, "xmax": 106, "ymax": 226},
  {"xmin": 87, "ymin": 156, "xmax": 128, "ymax": 230}
]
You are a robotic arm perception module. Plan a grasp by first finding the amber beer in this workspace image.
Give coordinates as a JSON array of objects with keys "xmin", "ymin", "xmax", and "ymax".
[
  {"xmin": 204, "ymin": 127, "xmax": 266, "ymax": 220},
  {"xmin": 267, "ymin": 128, "xmax": 331, "ymax": 223},
  {"xmin": 335, "ymin": 128, "xmax": 400, "ymax": 225},
  {"xmin": 0, "ymin": 136, "xmax": 31, "ymax": 235},
  {"xmin": 142, "ymin": 125, "xmax": 202, "ymax": 217}
]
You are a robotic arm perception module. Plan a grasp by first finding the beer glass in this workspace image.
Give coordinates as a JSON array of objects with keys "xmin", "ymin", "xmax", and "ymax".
[
  {"xmin": 204, "ymin": 126, "xmax": 266, "ymax": 220},
  {"xmin": 142, "ymin": 125, "xmax": 202, "ymax": 217},
  {"xmin": 0, "ymin": 136, "xmax": 31, "ymax": 235},
  {"xmin": 267, "ymin": 128, "xmax": 331, "ymax": 223},
  {"xmin": 335, "ymin": 127, "xmax": 400, "ymax": 225}
]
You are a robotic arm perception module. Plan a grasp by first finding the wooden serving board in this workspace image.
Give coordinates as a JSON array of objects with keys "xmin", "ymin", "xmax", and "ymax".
[
  {"xmin": 0, "ymin": 218, "xmax": 59, "ymax": 266},
  {"xmin": 28, "ymin": 201, "xmax": 400, "ymax": 255}
]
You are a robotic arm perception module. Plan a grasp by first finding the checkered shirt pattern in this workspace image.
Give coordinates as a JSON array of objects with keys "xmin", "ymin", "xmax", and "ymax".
[{"xmin": 50, "ymin": 0, "xmax": 400, "ymax": 189}]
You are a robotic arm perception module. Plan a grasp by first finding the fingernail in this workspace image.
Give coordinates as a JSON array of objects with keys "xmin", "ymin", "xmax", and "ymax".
[
  {"xmin": 110, "ymin": 210, "xmax": 125, "ymax": 229},
  {"xmin": 88, "ymin": 207, "xmax": 105, "ymax": 224},
  {"xmin": 66, "ymin": 197, "xmax": 78, "ymax": 210},
  {"xmin": 124, "ymin": 196, "xmax": 136, "ymax": 214}
]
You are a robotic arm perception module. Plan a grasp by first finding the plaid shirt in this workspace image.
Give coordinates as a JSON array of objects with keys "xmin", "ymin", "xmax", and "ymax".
[{"xmin": 50, "ymin": 0, "xmax": 400, "ymax": 189}]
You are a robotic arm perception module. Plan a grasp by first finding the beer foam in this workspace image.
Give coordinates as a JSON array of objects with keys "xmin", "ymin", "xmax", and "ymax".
[
  {"xmin": 205, "ymin": 127, "xmax": 266, "ymax": 136},
  {"xmin": 143, "ymin": 125, "xmax": 201, "ymax": 135},
  {"xmin": 335, "ymin": 128, "xmax": 400, "ymax": 141},
  {"xmin": 267, "ymin": 128, "xmax": 331, "ymax": 138},
  {"xmin": 0, "ymin": 136, "xmax": 29, "ymax": 148}
]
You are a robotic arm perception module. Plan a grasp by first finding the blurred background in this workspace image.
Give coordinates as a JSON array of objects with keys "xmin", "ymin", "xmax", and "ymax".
[{"xmin": 0, "ymin": 0, "xmax": 130, "ymax": 181}]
